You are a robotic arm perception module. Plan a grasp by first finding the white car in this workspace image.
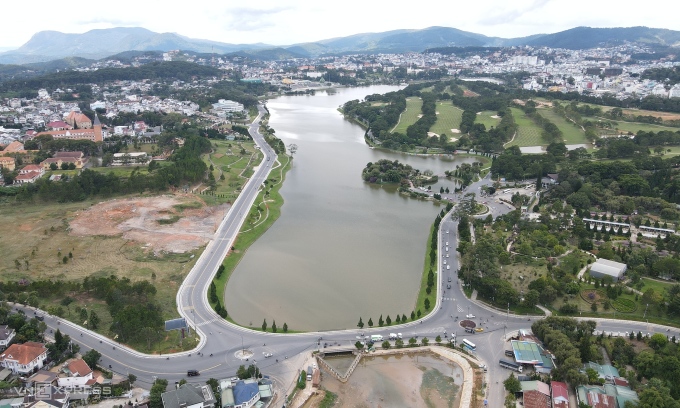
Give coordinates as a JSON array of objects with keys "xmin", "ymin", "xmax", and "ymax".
[
  {"xmin": 443, "ymin": 260, "xmax": 447, "ymax": 265},
  {"xmin": 466, "ymin": 314, "xmax": 476, "ymax": 319},
  {"xmin": 446, "ymin": 254, "xmax": 449, "ymax": 258},
  {"xmin": 263, "ymin": 352, "xmax": 273, "ymax": 358}
]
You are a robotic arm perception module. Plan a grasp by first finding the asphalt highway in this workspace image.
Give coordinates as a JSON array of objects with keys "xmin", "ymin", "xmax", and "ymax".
[{"xmin": 14, "ymin": 107, "xmax": 680, "ymax": 405}]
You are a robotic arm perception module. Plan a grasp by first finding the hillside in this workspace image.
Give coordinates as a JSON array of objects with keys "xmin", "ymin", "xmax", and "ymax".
[{"xmin": 1, "ymin": 25, "xmax": 679, "ymax": 64}]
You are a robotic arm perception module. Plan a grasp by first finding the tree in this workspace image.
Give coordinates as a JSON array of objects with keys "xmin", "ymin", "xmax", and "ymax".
[
  {"xmin": 283, "ymin": 323, "xmax": 288, "ymax": 333},
  {"xmin": 357, "ymin": 317, "xmax": 364, "ymax": 329},
  {"xmin": 382, "ymin": 340, "xmax": 391, "ymax": 349},
  {"xmin": 410, "ymin": 311, "xmax": 416, "ymax": 320},
  {"xmin": 261, "ymin": 319, "xmax": 267, "ymax": 332},
  {"xmin": 378, "ymin": 314, "xmax": 384, "ymax": 327},
  {"xmin": 504, "ymin": 373, "xmax": 521, "ymax": 393},
  {"xmin": 83, "ymin": 349, "xmax": 101, "ymax": 370},
  {"xmin": 271, "ymin": 321, "xmax": 277, "ymax": 333},
  {"xmin": 385, "ymin": 315, "xmax": 392, "ymax": 325},
  {"xmin": 149, "ymin": 378, "xmax": 168, "ymax": 408},
  {"xmin": 422, "ymin": 337, "xmax": 429, "ymax": 346},
  {"xmin": 368, "ymin": 318, "xmax": 373, "ymax": 327},
  {"xmin": 649, "ymin": 333, "xmax": 668, "ymax": 350},
  {"xmin": 435, "ymin": 335, "xmax": 442, "ymax": 344},
  {"xmin": 89, "ymin": 310, "xmax": 100, "ymax": 329},
  {"xmin": 409, "ymin": 337, "xmax": 417, "ymax": 347},
  {"xmin": 355, "ymin": 341, "xmax": 364, "ymax": 350}
]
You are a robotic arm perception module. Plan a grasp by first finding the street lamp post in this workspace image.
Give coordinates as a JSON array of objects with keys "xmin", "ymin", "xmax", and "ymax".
[{"xmin": 643, "ymin": 303, "xmax": 649, "ymax": 319}]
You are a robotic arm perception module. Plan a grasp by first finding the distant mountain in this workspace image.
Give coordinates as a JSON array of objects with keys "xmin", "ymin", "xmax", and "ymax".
[
  {"xmin": 523, "ymin": 26, "xmax": 680, "ymax": 49},
  {"xmin": 1, "ymin": 25, "xmax": 679, "ymax": 65},
  {"xmin": 0, "ymin": 27, "xmax": 272, "ymax": 64}
]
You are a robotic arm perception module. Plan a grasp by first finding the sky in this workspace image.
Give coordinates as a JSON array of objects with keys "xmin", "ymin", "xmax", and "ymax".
[{"xmin": 0, "ymin": 0, "xmax": 678, "ymax": 49}]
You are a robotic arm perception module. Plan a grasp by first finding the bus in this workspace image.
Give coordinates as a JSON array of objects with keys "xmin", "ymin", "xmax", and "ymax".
[
  {"xmin": 462, "ymin": 339, "xmax": 476, "ymax": 351},
  {"xmin": 499, "ymin": 359, "xmax": 523, "ymax": 373}
]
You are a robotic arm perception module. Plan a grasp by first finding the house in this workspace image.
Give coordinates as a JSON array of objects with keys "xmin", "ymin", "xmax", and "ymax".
[
  {"xmin": 14, "ymin": 164, "xmax": 45, "ymax": 184},
  {"xmin": 231, "ymin": 380, "xmax": 259, "ymax": 408},
  {"xmin": 0, "ymin": 326, "xmax": 15, "ymax": 349},
  {"xmin": 0, "ymin": 157, "xmax": 15, "ymax": 171},
  {"xmin": 520, "ymin": 381, "xmax": 551, "ymax": 408},
  {"xmin": 161, "ymin": 383, "xmax": 215, "ymax": 408},
  {"xmin": 26, "ymin": 369, "xmax": 58, "ymax": 387},
  {"xmin": 0, "ymin": 342, "xmax": 48, "ymax": 375},
  {"xmin": 583, "ymin": 362, "xmax": 620, "ymax": 380},
  {"xmin": 589, "ymin": 259, "xmax": 627, "ymax": 281},
  {"xmin": 551, "ymin": 381, "xmax": 569, "ymax": 408},
  {"xmin": 23, "ymin": 385, "xmax": 69, "ymax": 408},
  {"xmin": 57, "ymin": 359, "xmax": 96, "ymax": 388}
]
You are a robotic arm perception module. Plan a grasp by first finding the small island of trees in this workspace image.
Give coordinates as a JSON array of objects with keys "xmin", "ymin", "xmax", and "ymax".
[{"xmin": 362, "ymin": 159, "xmax": 416, "ymax": 186}]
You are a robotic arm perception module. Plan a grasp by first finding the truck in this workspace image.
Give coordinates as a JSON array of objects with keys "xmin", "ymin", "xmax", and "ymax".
[
  {"xmin": 370, "ymin": 334, "xmax": 384, "ymax": 342},
  {"xmin": 499, "ymin": 359, "xmax": 523, "ymax": 373},
  {"xmin": 306, "ymin": 366, "xmax": 313, "ymax": 381},
  {"xmin": 389, "ymin": 333, "xmax": 398, "ymax": 340}
]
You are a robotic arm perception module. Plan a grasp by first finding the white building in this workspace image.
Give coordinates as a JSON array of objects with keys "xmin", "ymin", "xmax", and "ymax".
[
  {"xmin": 0, "ymin": 325, "xmax": 15, "ymax": 349},
  {"xmin": 589, "ymin": 259, "xmax": 627, "ymax": 281},
  {"xmin": 212, "ymin": 99, "xmax": 244, "ymax": 113},
  {"xmin": 112, "ymin": 152, "xmax": 150, "ymax": 166},
  {"xmin": 90, "ymin": 101, "xmax": 106, "ymax": 110},
  {"xmin": 0, "ymin": 342, "xmax": 48, "ymax": 375},
  {"xmin": 670, "ymin": 84, "xmax": 680, "ymax": 99}
]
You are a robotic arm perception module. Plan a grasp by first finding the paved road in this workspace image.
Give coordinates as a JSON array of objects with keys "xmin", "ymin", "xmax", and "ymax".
[{"xmin": 15, "ymin": 109, "xmax": 680, "ymax": 404}]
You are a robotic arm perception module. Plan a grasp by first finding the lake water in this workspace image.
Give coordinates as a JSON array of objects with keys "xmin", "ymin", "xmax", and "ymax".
[{"xmin": 225, "ymin": 86, "xmax": 479, "ymax": 331}]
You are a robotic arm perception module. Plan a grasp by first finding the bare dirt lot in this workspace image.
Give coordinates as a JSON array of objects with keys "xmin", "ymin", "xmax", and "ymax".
[
  {"xmin": 70, "ymin": 195, "xmax": 229, "ymax": 254},
  {"xmin": 321, "ymin": 352, "xmax": 462, "ymax": 408}
]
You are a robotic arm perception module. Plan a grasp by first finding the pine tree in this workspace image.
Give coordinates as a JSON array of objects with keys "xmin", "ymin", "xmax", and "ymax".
[{"xmin": 357, "ymin": 317, "xmax": 364, "ymax": 328}]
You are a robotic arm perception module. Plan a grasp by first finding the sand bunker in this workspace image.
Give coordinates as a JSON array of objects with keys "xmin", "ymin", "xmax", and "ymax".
[
  {"xmin": 491, "ymin": 115, "xmax": 500, "ymax": 119},
  {"xmin": 417, "ymin": 114, "xmax": 424, "ymax": 118},
  {"xmin": 450, "ymin": 129, "xmax": 461, "ymax": 133},
  {"xmin": 69, "ymin": 195, "xmax": 229, "ymax": 254},
  {"xmin": 428, "ymin": 132, "xmax": 440, "ymax": 138}
]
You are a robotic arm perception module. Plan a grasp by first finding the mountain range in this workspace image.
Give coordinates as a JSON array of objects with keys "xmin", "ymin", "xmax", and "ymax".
[{"xmin": 1, "ymin": 25, "xmax": 679, "ymax": 65}]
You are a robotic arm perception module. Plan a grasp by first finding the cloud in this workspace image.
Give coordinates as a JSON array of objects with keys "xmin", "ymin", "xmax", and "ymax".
[
  {"xmin": 217, "ymin": 6, "xmax": 295, "ymax": 32},
  {"xmin": 478, "ymin": 0, "xmax": 552, "ymax": 26}
]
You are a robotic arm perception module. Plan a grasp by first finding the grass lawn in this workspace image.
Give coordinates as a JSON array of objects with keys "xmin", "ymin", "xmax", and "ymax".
[
  {"xmin": 392, "ymin": 97, "xmax": 423, "ymax": 134},
  {"xmin": 89, "ymin": 165, "xmax": 153, "ymax": 177},
  {"xmin": 540, "ymin": 108, "xmax": 588, "ymax": 144},
  {"xmin": 550, "ymin": 282, "xmax": 680, "ymax": 328},
  {"xmin": 583, "ymin": 116, "xmax": 680, "ymax": 135},
  {"xmin": 507, "ymin": 107, "xmax": 546, "ymax": 147},
  {"xmin": 430, "ymin": 102, "xmax": 463, "ymax": 136},
  {"xmin": 636, "ymin": 277, "xmax": 676, "ymax": 295},
  {"xmin": 475, "ymin": 111, "xmax": 501, "ymax": 130},
  {"xmin": 199, "ymin": 140, "xmax": 263, "ymax": 205},
  {"xmin": 500, "ymin": 261, "xmax": 547, "ymax": 294}
]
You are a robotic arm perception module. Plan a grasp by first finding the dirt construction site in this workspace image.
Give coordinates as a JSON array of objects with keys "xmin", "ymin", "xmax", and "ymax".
[
  {"xmin": 0, "ymin": 194, "xmax": 229, "ymax": 292},
  {"xmin": 69, "ymin": 195, "xmax": 229, "ymax": 254}
]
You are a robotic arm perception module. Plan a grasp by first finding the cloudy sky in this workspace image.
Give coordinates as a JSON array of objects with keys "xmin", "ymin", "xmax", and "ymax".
[{"xmin": 0, "ymin": 0, "xmax": 677, "ymax": 49}]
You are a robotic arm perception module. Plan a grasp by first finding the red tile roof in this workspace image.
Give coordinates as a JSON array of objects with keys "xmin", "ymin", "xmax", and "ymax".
[
  {"xmin": 523, "ymin": 390, "xmax": 551, "ymax": 408},
  {"xmin": 67, "ymin": 359, "xmax": 92, "ymax": 376},
  {"xmin": 0, "ymin": 342, "xmax": 47, "ymax": 365},
  {"xmin": 551, "ymin": 381, "xmax": 569, "ymax": 407}
]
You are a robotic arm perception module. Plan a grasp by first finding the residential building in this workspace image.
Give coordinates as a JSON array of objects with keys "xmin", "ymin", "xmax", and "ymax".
[
  {"xmin": 584, "ymin": 362, "xmax": 620, "ymax": 380},
  {"xmin": 0, "ymin": 342, "xmax": 48, "ymax": 375},
  {"xmin": 221, "ymin": 380, "xmax": 260, "ymax": 408},
  {"xmin": 589, "ymin": 259, "xmax": 627, "ymax": 281},
  {"xmin": 40, "ymin": 151, "xmax": 86, "ymax": 170},
  {"xmin": 551, "ymin": 381, "xmax": 569, "ymax": 408},
  {"xmin": 520, "ymin": 381, "xmax": 551, "ymax": 408},
  {"xmin": 57, "ymin": 359, "xmax": 96, "ymax": 387},
  {"xmin": 161, "ymin": 383, "xmax": 215, "ymax": 408},
  {"xmin": 0, "ymin": 157, "xmax": 15, "ymax": 171},
  {"xmin": 46, "ymin": 121, "xmax": 71, "ymax": 131},
  {"xmin": 0, "ymin": 326, "xmax": 15, "ymax": 349},
  {"xmin": 23, "ymin": 386, "xmax": 69, "ymax": 408},
  {"xmin": 15, "ymin": 165, "xmax": 45, "ymax": 184}
]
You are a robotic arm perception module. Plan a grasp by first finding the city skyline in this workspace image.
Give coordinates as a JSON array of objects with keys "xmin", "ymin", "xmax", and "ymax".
[{"xmin": 0, "ymin": 0, "xmax": 678, "ymax": 50}]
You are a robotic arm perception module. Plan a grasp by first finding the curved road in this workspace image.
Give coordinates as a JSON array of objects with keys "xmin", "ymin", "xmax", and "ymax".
[{"xmin": 16, "ymin": 105, "xmax": 680, "ymax": 406}]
